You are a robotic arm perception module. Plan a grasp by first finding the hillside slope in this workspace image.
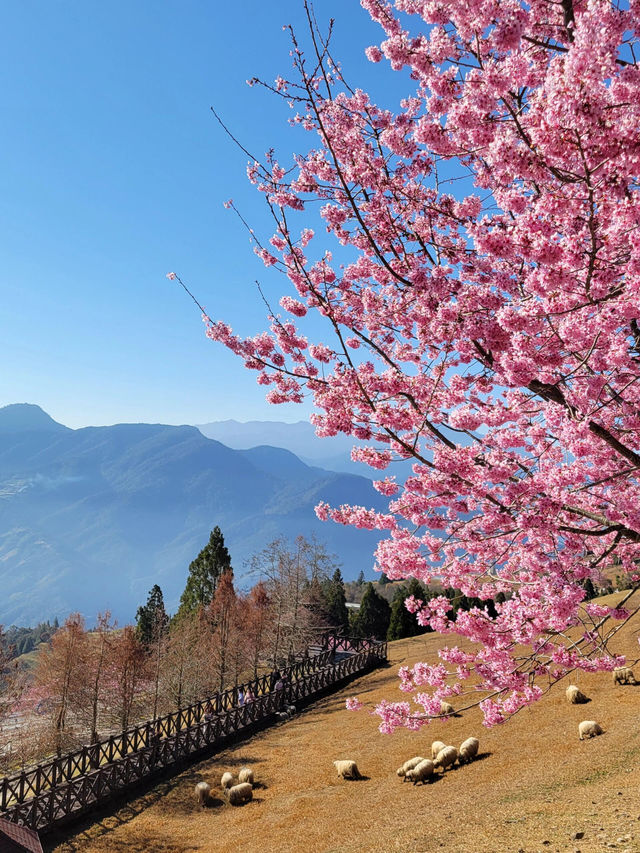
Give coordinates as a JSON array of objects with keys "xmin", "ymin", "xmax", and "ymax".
[{"xmin": 49, "ymin": 591, "xmax": 640, "ymax": 853}]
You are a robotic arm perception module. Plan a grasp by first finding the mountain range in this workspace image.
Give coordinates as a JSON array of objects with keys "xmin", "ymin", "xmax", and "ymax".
[
  {"xmin": 0, "ymin": 404, "xmax": 389, "ymax": 626},
  {"xmin": 197, "ymin": 419, "xmax": 366, "ymax": 475}
]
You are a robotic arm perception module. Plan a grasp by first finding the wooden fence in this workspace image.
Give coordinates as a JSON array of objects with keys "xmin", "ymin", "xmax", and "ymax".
[{"xmin": 0, "ymin": 638, "xmax": 387, "ymax": 835}]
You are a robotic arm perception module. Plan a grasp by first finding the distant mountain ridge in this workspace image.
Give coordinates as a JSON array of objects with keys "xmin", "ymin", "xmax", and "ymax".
[
  {"xmin": 196, "ymin": 419, "xmax": 361, "ymax": 474},
  {"xmin": 0, "ymin": 404, "xmax": 387, "ymax": 626}
]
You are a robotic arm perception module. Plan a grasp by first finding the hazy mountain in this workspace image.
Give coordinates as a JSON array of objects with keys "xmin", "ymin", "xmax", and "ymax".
[
  {"xmin": 197, "ymin": 419, "xmax": 368, "ymax": 475},
  {"xmin": 197, "ymin": 419, "xmax": 416, "ymax": 481},
  {"xmin": 0, "ymin": 405, "xmax": 388, "ymax": 626}
]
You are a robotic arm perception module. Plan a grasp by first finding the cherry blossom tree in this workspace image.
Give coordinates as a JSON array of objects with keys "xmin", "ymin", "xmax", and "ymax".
[{"xmin": 182, "ymin": 0, "xmax": 640, "ymax": 729}]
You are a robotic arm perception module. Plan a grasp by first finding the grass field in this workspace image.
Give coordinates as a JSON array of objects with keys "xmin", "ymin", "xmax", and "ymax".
[{"xmin": 47, "ymin": 592, "xmax": 640, "ymax": 853}]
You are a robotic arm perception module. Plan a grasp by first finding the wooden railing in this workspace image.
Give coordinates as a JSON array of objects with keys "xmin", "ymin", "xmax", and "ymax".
[
  {"xmin": 319, "ymin": 632, "xmax": 382, "ymax": 654},
  {"xmin": 0, "ymin": 639, "xmax": 387, "ymax": 834}
]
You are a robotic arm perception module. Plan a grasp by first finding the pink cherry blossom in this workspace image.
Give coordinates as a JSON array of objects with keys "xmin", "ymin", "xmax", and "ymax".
[{"xmin": 200, "ymin": 0, "xmax": 640, "ymax": 728}]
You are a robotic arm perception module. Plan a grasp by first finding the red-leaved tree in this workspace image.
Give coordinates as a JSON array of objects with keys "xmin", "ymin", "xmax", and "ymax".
[{"xmin": 176, "ymin": 0, "xmax": 640, "ymax": 729}]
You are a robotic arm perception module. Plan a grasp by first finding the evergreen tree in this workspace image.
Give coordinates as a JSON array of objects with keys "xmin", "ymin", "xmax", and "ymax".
[
  {"xmin": 378, "ymin": 572, "xmax": 390, "ymax": 586},
  {"xmin": 304, "ymin": 575, "xmax": 331, "ymax": 629},
  {"xmin": 325, "ymin": 568, "xmax": 349, "ymax": 632},
  {"xmin": 355, "ymin": 583, "xmax": 390, "ymax": 640},
  {"xmin": 582, "ymin": 578, "xmax": 597, "ymax": 600},
  {"xmin": 356, "ymin": 570, "xmax": 365, "ymax": 586},
  {"xmin": 387, "ymin": 578, "xmax": 430, "ymax": 641},
  {"xmin": 177, "ymin": 526, "xmax": 232, "ymax": 617},
  {"xmin": 135, "ymin": 584, "xmax": 169, "ymax": 645}
]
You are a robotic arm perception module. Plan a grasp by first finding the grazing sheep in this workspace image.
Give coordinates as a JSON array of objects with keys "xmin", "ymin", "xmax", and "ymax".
[
  {"xmin": 225, "ymin": 782, "xmax": 253, "ymax": 806},
  {"xmin": 195, "ymin": 781, "xmax": 211, "ymax": 807},
  {"xmin": 405, "ymin": 759, "xmax": 434, "ymax": 785},
  {"xmin": 238, "ymin": 766, "xmax": 254, "ymax": 785},
  {"xmin": 396, "ymin": 756, "xmax": 426, "ymax": 779},
  {"xmin": 333, "ymin": 759, "xmax": 362, "ymax": 780},
  {"xmin": 285, "ymin": 704, "xmax": 297, "ymax": 717},
  {"xmin": 566, "ymin": 685, "xmax": 589, "ymax": 704},
  {"xmin": 458, "ymin": 737, "xmax": 479, "ymax": 764},
  {"xmin": 578, "ymin": 720, "xmax": 603, "ymax": 740},
  {"xmin": 431, "ymin": 740, "xmax": 447, "ymax": 760},
  {"xmin": 440, "ymin": 701, "xmax": 455, "ymax": 716},
  {"xmin": 433, "ymin": 746, "xmax": 458, "ymax": 771},
  {"xmin": 613, "ymin": 666, "xmax": 637, "ymax": 685},
  {"xmin": 276, "ymin": 711, "xmax": 289, "ymax": 721},
  {"xmin": 221, "ymin": 771, "xmax": 234, "ymax": 790}
]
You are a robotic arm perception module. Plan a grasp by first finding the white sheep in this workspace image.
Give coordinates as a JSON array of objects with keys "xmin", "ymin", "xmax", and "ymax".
[
  {"xmin": 439, "ymin": 700, "xmax": 455, "ymax": 716},
  {"xmin": 566, "ymin": 685, "xmax": 589, "ymax": 704},
  {"xmin": 431, "ymin": 740, "xmax": 447, "ymax": 760},
  {"xmin": 285, "ymin": 704, "xmax": 297, "ymax": 717},
  {"xmin": 225, "ymin": 782, "xmax": 253, "ymax": 806},
  {"xmin": 613, "ymin": 666, "xmax": 637, "ymax": 685},
  {"xmin": 433, "ymin": 745, "xmax": 458, "ymax": 771},
  {"xmin": 396, "ymin": 756, "xmax": 426, "ymax": 779},
  {"xmin": 333, "ymin": 759, "xmax": 362, "ymax": 780},
  {"xmin": 458, "ymin": 737, "xmax": 479, "ymax": 764},
  {"xmin": 276, "ymin": 711, "xmax": 289, "ymax": 721},
  {"xmin": 195, "ymin": 781, "xmax": 211, "ymax": 807},
  {"xmin": 221, "ymin": 771, "xmax": 234, "ymax": 790},
  {"xmin": 578, "ymin": 720, "xmax": 603, "ymax": 740},
  {"xmin": 404, "ymin": 759, "xmax": 434, "ymax": 785},
  {"xmin": 238, "ymin": 766, "xmax": 254, "ymax": 785}
]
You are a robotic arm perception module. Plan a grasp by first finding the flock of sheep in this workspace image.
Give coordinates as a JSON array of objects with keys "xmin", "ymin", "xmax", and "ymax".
[
  {"xmin": 331, "ymin": 734, "xmax": 480, "ymax": 787},
  {"xmin": 195, "ymin": 766, "xmax": 256, "ymax": 808},
  {"xmin": 193, "ymin": 665, "xmax": 637, "ymax": 808},
  {"xmin": 567, "ymin": 665, "xmax": 636, "ymax": 740}
]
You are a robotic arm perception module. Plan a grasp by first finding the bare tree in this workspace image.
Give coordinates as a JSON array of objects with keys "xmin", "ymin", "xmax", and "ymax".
[
  {"xmin": 206, "ymin": 570, "xmax": 238, "ymax": 693},
  {"xmin": 34, "ymin": 614, "xmax": 87, "ymax": 755},
  {"xmin": 161, "ymin": 613, "xmax": 203, "ymax": 710},
  {"xmin": 252, "ymin": 536, "xmax": 336, "ymax": 667},
  {"xmin": 243, "ymin": 581, "xmax": 272, "ymax": 680},
  {"xmin": 75, "ymin": 612, "xmax": 114, "ymax": 744},
  {"xmin": 104, "ymin": 626, "xmax": 147, "ymax": 731}
]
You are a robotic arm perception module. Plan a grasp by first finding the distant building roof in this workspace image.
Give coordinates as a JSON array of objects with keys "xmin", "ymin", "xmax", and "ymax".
[{"xmin": 0, "ymin": 818, "xmax": 44, "ymax": 853}]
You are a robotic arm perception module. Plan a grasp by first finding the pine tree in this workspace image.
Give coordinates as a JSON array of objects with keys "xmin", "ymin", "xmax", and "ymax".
[
  {"xmin": 135, "ymin": 584, "xmax": 169, "ymax": 645},
  {"xmin": 378, "ymin": 572, "xmax": 390, "ymax": 586},
  {"xmin": 387, "ymin": 578, "xmax": 430, "ymax": 641},
  {"xmin": 304, "ymin": 575, "xmax": 331, "ymax": 630},
  {"xmin": 355, "ymin": 583, "xmax": 390, "ymax": 640},
  {"xmin": 582, "ymin": 578, "xmax": 597, "ymax": 601},
  {"xmin": 177, "ymin": 526, "xmax": 232, "ymax": 617},
  {"xmin": 325, "ymin": 568, "xmax": 349, "ymax": 632},
  {"xmin": 387, "ymin": 586, "xmax": 414, "ymax": 641},
  {"xmin": 356, "ymin": 570, "xmax": 365, "ymax": 586}
]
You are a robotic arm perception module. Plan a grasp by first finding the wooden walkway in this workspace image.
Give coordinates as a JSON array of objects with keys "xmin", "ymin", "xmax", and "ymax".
[{"xmin": 0, "ymin": 637, "xmax": 387, "ymax": 835}]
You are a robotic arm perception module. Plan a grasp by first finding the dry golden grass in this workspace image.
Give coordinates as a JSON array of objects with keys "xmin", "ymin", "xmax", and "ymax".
[{"xmin": 48, "ymin": 592, "xmax": 640, "ymax": 853}]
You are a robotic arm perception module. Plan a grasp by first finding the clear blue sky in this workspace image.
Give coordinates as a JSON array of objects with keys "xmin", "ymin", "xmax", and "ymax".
[{"xmin": 1, "ymin": 0, "xmax": 397, "ymax": 429}]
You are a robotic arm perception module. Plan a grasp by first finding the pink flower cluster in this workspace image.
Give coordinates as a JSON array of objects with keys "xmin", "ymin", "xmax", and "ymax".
[{"xmin": 205, "ymin": 0, "xmax": 640, "ymax": 728}]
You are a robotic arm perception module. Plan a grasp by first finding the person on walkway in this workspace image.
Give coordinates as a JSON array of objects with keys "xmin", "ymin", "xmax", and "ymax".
[{"xmin": 270, "ymin": 670, "xmax": 281, "ymax": 692}]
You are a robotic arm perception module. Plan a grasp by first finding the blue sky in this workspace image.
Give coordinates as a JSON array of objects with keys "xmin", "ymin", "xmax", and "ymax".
[{"xmin": 1, "ymin": 0, "xmax": 396, "ymax": 429}]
